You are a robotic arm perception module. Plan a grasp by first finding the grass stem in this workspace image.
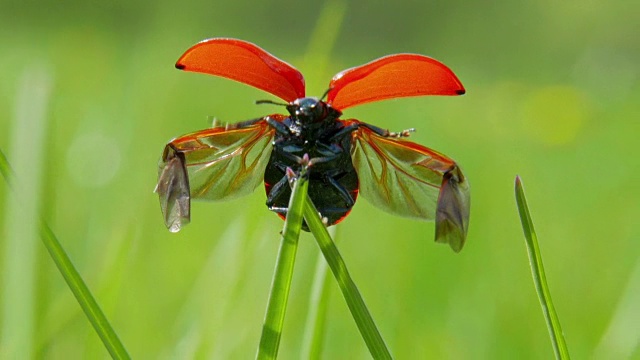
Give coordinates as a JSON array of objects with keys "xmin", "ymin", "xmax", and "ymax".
[
  {"xmin": 300, "ymin": 228, "xmax": 336, "ymax": 359},
  {"xmin": 256, "ymin": 173, "xmax": 309, "ymax": 359},
  {"xmin": 303, "ymin": 195, "xmax": 392, "ymax": 359},
  {"xmin": 0, "ymin": 149, "xmax": 130, "ymax": 359},
  {"xmin": 515, "ymin": 176, "xmax": 570, "ymax": 360}
]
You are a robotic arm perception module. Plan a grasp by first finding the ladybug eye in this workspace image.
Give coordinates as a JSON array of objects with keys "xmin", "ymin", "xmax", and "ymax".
[{"xmin": 313, "ymin": 103, "xmax": 324, "ymax": 116}]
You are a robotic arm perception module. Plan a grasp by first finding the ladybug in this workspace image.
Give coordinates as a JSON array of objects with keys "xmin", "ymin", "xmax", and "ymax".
[{"xmin": 156, "ymin": 38, "xmax": 470, "ymax": 251}]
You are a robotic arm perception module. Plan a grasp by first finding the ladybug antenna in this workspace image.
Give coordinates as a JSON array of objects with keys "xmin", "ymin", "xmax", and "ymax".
[
  {"xmin": 256, "ymin": 99, "xmax": 289, "ymax": 107},
  {"xmin": 320, "ymin": 88, "xmax": 331, "ymax": 101}
]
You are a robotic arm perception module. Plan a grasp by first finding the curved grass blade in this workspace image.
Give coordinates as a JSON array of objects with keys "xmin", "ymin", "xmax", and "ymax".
[
  {"xmin": 515, "ymin": 176, "xmax": 570, "ymax": 360},
  {"xmin": 0, "ymin": 149, "xmax": 130, "ymax": 359},
  {"xmin": 303, "ymin": 196, "xmax": 392, "ymax": 359},
  {"xmin": 300, "ymin": 228, "xmax": 337, "ymax": 359},
  {"xmin": 256, "ymin": 171, "xmax": 309, "ymax": 360}
]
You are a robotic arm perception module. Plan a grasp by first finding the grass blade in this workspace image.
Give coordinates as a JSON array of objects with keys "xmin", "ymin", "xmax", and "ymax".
[
  {"xmin": 39, "ymin": 222, "xmax": 131, "ymax": 359},
  {"xmin": 302, "ymin": 0, "xmax": 347, "ymax": 89},
  {"xmin": 257, "ymin": 172, "xmax": 309, "ymax": 359},
  {"xmin": 593, "ymin": 259, "xmax": 640, "ymax": 359},
  {"xmin": 303, "ymin": 195, "xmax": 392, "ymax": 359},
  {"xmin": 1, "ymin": 68, "xmax": 50, "ymax": 358},
  {"xmin": 0, "ymin": 151, "xmax": 13, "ymax": 189},
  {"xmin": 515, "ymin": 176, "xmax": 570, "ymax": 360},
  {"xmin": 300, "ymin": 228, "xmax": 337, "ymax": 359},
  {"xmin": 0, "ymin": 150, "xmax": 131, "ymax": 360}
]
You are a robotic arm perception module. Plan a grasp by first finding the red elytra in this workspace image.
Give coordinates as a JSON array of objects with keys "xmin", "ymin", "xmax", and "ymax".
[
  {"xmin": 175, "ymin": 38, "xmax": 464, "ymax": 109},
  {"xmin": 176, "ymin": 38, "xmax": 305, "ymax": 101}
]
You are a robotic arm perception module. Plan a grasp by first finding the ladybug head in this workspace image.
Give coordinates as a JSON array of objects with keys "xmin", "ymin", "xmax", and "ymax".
[{"xmin": 288, "ymin": 97, "xmax": 341, "ymax": 124}]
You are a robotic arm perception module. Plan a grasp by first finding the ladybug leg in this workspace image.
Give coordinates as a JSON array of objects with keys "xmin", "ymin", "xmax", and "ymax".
[
  {"xmin": 328, "ymin": 123, "xmax": 360, "ymax": 141},
  {"xmin": 266, "ymin": 174, "xmax": 290, "ymax": 208},
  {"xmin": 329, "ymin": 121, "xmax": 413, "ymax": 141},
  {"xmin": 271, "ymin": 143, "xmax": 305, "ymax": 163},
  {"xmin": 323, "ymin": 171, "xmax": 356, "ymax": 207},
  {"xmin": 306, "ymin": 142, "xmax": 343, "ymax": 166},
  {"xmin": 357, "ymin": 122, "xmax": 415, "ymax": 138},
  {"xmin": 266, "ymin": 116, "xmax": 292, "ymax": 135},
  {"xmin": 269, "ymin": 207, "xmax": 288, "ymax": 215},
  {"xmin": 221, "ymin": 115, "xmax": 293, "ymax": 134},
  {"xmin": 307, "ymin": 154, "xmax": 338, "ymax": 166},
  {"xmin": 266, "ymin": 159, "xmax": 310, "ymax": 210},
  {"xmin": 224, "ymin": 116, "xmax": 268, "ymax": 129}
]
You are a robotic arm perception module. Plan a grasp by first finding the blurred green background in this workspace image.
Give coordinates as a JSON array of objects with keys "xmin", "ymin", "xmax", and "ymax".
[{"xmin": 1, "ymin": 0, "xmax": 638, "ymax": 358}]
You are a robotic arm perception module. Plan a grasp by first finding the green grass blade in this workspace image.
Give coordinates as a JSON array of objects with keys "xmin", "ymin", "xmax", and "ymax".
[
  {"xmin": 1, "ymin": 68, "xmax": 49, "ymax": 358},
  {"xmin": 303, "ymin": 196, "xmax": 392, "ymax": 359},
  {"xmin": 257, "ymin": 174, "xmax": 309, "ymax": 360},
  {"xmin": 0, "ymin": 149, "xmax": 131, "ymax": 360},
  {"xmin": 0, "ymin": 150, "xmax": 14, "ymax": 189},
  {"xmin": 515, "ymin": 176, "xmax": 570, "ymax": 360},
  {"xmin": 302, "ymin": 0, "xmax": 347, "ymax": 90},
  {"xmin": 300, "ymin": 228, "xmax": 337, "ymax": 359},
  {"xmin": 593, "ymin": 259, "xmax": 640, "ymax": 359},
  {"xmin": 39, "ymin": 222, "xmax": 131, "ymax": 359}
]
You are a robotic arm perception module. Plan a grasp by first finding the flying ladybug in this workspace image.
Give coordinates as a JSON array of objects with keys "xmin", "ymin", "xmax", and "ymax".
[{"xmin": 156, "ymin": 38, "xmax": 470, "ymax": 252}]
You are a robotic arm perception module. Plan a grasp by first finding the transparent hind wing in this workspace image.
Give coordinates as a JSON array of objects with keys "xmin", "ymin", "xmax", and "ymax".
[
  {"xmin": 156, "ymin": 118, "xmax": 279, "ymax": 231},
  {"xmin": 351, "ymin": 123, "xmax": 470, "ymax": 251}
]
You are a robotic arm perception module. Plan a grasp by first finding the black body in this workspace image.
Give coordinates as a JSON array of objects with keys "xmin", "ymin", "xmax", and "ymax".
[{"xmin": 262, "ymin": 97, "xmax": 359, "ymax": 227}]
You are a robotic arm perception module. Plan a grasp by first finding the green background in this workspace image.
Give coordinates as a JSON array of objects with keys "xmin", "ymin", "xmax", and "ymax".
[{"xmin": 1, "ymin": 0, "xmax": 638, "ymax": 358}]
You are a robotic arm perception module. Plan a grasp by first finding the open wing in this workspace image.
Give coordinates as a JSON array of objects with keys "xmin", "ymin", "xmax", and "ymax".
[
  {"xmin": 350, "ymin": 123, "xmax": 470, "ymax": 252},
  {"xmin": 176, "ymin": 38, "xmax": 305, "ymax": 102},
  {"xmin": 155, "ymin": 118, "xmax": 279, "ymax": 232},
  {"xmin": 327, "ymin": 54, "xmax": 465, "ymax": 111}
]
